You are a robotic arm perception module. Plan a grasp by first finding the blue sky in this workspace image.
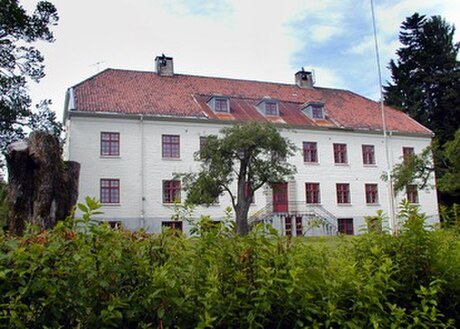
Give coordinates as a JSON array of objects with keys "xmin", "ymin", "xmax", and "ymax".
[{"xmin": 22, "ymin": 0, "xmax": 459, "ymax": 119}]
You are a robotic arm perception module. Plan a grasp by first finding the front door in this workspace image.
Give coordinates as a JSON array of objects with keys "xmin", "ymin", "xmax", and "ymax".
[{"xmin": 273, "ymin": 183, "xmax": 288, "ymax": 213}]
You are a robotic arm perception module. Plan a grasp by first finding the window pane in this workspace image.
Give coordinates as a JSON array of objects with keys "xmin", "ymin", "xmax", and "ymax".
[
  {"xmin": 163, "ymin": 180, "xmax": 181, "ymax": 203},
  {"xmin": 215, "ymin": 99, "xmax": 228, "ymax": 112},
  {"xmin": 362, "ymin": 145, "xmax": 375, "ymax": 165},
  {"xmin": 334, "ymin": 144, "xmax": 347, "ymax": 164},
  {"xmin": 365, "ymin": 184, "xmax": 378, "ymax": 204},
  {"xmin": 162, "ymin": 135, "xmax": 180, "ymax": 158},
  {"xmin": 100, "ymin": 132, "xmax": 119, "ymax": 156},
  {"xmin": 265, "ymin": 102, "xmax": 278, "ymax": 115},
  {"xmin": 336, "ymin": 184, "xmax": 350, "ymax": 204},
  {"xmin": 303, "ymin": 142, "xmax": 317, "ymax": 162},
  {"xmin": 100, "ymin": 179, "xmax": 119, "ymax": 203}
]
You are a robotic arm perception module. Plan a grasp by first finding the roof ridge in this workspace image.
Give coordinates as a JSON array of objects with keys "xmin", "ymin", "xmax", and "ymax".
[{"xmin": 73, "ymin": 67, "xmax": 352, "ymax": 94}]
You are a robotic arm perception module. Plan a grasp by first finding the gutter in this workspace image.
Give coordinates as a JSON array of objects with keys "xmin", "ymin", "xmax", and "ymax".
[{"xmin": 66, "ymin": 110, "xmax": 434, "ymax": 139}]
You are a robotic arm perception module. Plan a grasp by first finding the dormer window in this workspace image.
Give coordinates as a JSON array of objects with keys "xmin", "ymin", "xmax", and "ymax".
[
  {"xmin": 257, "ymin": 98, "xmax": 279, "ymax": 116},
  {"xmin": 265, "ymin": 102, "xmax": 278, "ymax": 116},
  {"xmin": 208, "ymin": 96, "xmax": 230, "ymax": 113},
  {"xmin": 311, "ymin": 105, "xmax": 324, "ymax": 119},
  {"xmin": 302, "ymin": 103, "xmax": 325, "ymax": 120},
  {"xmin": 215, "ymin": 98, "xmax": 228, "ymax": 112}
]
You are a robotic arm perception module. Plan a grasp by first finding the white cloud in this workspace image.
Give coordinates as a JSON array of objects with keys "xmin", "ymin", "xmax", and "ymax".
[
  {"xmin": 309, "ymin": 66, "xmax": 346, "ymax": 89},
  {"xmin": 16, "ymin": 0, "xmax": 460, "ymax": 119},
  {"xmin": 346, "ymin": 36, "xmax": 374, "ymax": 55}
]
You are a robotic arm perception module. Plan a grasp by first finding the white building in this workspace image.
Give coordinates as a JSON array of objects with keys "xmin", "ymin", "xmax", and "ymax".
[{"xmin": 64, "ymin": 55, "xmax": 439, "ymax": 235}]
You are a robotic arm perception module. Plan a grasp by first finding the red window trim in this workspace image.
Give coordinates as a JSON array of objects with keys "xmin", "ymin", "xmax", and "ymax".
[
  {"xmin": 305, "ymin": 183, "xmax": 320, "ymax": 204},
  {"xmin": 362, "ymin": 145, "xmax": 375, "ymax": 165},
  {"xmin": 100, "ymin": 178, "xmax": 120, "ymax": 204},
  {"xmin": 162, "ymin": 135, "xmax": 180, "ymax": 158},
  {"xmin": 333, "ymin": 143, "xmax": 348, "ymax": 164},
  {"xmin": 365, "ymin": 184, "xmax": 379, "ymax": 204},
  {"xmin": 214, "ymin": 98, "xmax": 229, "ymax": 113},
  {"xmin": 162, "ymin": 221, "xmax": 183, "ymax": 232},
  {"xmin": 336, "ymin": 183, "xmax": 350, "ymax": 204},
  {"xmin": 406, "ymin": 185, "xmax": 419, "ymax": 204},
  {"xmin": 163, "ymin": 180, "xmax": 181, "ymax": 204},
  {"xmin": 100, "ymin": 132, "xmax": 120, "ymax": 156},
  {"xmin": 338, "ymin": 218, "xmax": 354, "ymax": 235},
  {"xmin": 403, "ymin": 147, "xmax": 414, "ymax": 161},
  {"xmin": 311, "ymin": 105, "xmax": 324, "ymax": 119},
  {"xmin": 303, "ymin": 142, "xmax": 318, "ymax": 163},
  {"xmin": 265, "ymin": 102, "xmax": 278, "ymax": 116}
]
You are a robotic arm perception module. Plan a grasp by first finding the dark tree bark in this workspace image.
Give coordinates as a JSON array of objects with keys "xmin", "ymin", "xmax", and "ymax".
[{"xmin": 6, "ymin": 131, "xmax": 80, "ymax": 235}]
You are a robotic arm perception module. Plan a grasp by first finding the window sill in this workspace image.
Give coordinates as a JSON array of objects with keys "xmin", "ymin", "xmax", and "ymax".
[
  {"xmin": 100, "ymin": 155, "xmax": 121, "ymax": 159},
  {"xmin": 162, "ymin": 157, "xmax": 181, "ymax": 161},
  {"xmin": 337, "ymin": 203, "xmax": 352, "ymax": 206},
  {"xmin": 334, "ymin": 163, "xmax": 349, "ymax": 166},
  {"xmin": 363, "ymin": 164, "xmax": 377, "ymax": 167},
  {"xmin": 101, "ymin": 203, "xmax": 121, "ymax": 207},
  {"xmin": 163, "ymin": 203, "xmax": 182, "ymax": 206},
  {"xmin": 366, "ymin": 203, "xmax": 380, "ymax": 206},
  {"xmin": 304, "ymin": 161, "xmax": 319, "ymax": 165},
  {"xmin": 306, "ymin": 203, "xmax": 321, "ymax": 205}
]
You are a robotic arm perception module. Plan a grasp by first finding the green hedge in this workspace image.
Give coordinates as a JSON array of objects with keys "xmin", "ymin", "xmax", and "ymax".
[{"xmin": 0, "ymin": 200, "xmax": 459, "ymax": 328}]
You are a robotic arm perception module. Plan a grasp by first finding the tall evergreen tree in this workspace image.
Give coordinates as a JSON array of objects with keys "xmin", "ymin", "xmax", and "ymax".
[{"xmin": 384, "ymin": 13, "xmax": 460, "ymax": 145}]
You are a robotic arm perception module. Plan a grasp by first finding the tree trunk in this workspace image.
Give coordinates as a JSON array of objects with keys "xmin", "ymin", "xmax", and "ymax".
[
  {"xmin": 6, "ymin": 131, "xmax": 80, "ymax": 235},
  {"xmin": 235, "ymin": 201, "xmax": 251, "ymax": 235}
]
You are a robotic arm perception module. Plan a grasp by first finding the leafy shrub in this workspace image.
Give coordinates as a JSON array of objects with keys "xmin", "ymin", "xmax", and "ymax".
[{"xmin": 0, "ymin": 198, "xmax": 458, "ymax": 328}]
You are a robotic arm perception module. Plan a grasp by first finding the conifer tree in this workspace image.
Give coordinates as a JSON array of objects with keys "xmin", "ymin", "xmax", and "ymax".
[{"xmin": 384, "ymin": 13, "xmax": 459, "ymax": 145}]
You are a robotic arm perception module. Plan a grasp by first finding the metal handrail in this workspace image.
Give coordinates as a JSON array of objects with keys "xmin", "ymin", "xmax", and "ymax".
[{"xmin": 249, "ymin": 201, "xmax": 338, "ymax": 231}]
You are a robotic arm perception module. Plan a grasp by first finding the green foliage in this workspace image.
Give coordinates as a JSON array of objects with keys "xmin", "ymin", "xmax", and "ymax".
[
  {"xmin": 0, "ymin": 200, "xmax": 458, "ymax": 328},
  {"xmin": 437, "ymin": 129, "xmax": 460, "ymax": 196},
  {"xmin": 386, "ymin": 129, "xmax": 460, "ymax": 202},
  {"xmin": 365, "ymin": 209, "xmax": 385, "ymax": 233},
  {"xmin": 440, "ymin": 203, "xmax": 460, "ymax": 229},
  {"xmin": 180, "ymin": 122, "xmax": 297, "ymax": 234},
  {"xmin": 0, "ymin": 0, "xmax": 62, "ymax": 165},
  {"xmin": 387, "ymin": 145, "xmax": 435, "ymax": 193}
]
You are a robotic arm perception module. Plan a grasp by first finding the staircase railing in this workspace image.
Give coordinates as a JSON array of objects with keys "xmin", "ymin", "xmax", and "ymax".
[{"xmin": 249, "ymin": 202, "xmax": 338, "ymax": 234}]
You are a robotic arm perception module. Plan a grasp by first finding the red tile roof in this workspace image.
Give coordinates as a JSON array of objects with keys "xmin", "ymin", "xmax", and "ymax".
[{"xmin": 71, "ymin": 69, "xmax": 432, "ymax": 135}]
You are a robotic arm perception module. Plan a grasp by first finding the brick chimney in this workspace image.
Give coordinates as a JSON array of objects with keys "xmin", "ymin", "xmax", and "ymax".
[
  {"xmin": 155, "ymin": 54, "xmax": 174, "ymax": 76},
  {"xmin": 295, "ymin": 68, "xmax": 314, "ymax": 88}
]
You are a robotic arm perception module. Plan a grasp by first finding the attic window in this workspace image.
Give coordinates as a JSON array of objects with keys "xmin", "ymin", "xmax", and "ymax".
[
  {"xmin": 265, "ymin": 102, "xmax": 278, "ymax": 116},
  {"xmin": 302, "ymin": 103, "xmax": 325, "ymax": 120},
  {"xmin": 214, "ymin": 98, "xmax": 229, "ymax": 113},
  {"xmin": 257, "ymin": 98, "xmax": 279, "ymax": 116},
  {"xmin": 207, "ymin": 96, "xmax": 230, "ymax": 113}
]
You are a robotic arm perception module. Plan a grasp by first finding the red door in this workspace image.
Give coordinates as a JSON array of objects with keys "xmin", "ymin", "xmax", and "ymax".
[{"xmin": 273, "ymin": 183, "xmax": 288, "ymax": 212}]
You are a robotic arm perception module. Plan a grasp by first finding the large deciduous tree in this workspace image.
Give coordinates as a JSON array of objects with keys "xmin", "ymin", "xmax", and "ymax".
[
  {"xmin": 181, "ymin": 122, "xmax": 297, "ymax": 235},
  {"xmin": 384, "ymin": 13, "xmax": 459, "ymax": 145},
  {"xmin": 0, "ymin": 0, "xmax": 62, "ymax": 166}
]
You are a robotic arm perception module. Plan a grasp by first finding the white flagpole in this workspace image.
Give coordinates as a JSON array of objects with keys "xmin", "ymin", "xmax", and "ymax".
[{"xmin": 370, "ymin": 0, "xmax": 397, "ymax": 234}]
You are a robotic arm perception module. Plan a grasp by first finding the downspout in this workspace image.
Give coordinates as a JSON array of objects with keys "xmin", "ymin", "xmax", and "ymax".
[{"xmin": 139, "ymin": 114, "xmax": 145, "ymax": 227}]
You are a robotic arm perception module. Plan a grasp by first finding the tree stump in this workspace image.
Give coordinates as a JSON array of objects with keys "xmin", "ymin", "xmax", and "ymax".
[{"xmin": 6, "ymin": 131, "xmax": 80, "ymax": 235}]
